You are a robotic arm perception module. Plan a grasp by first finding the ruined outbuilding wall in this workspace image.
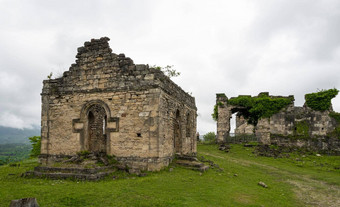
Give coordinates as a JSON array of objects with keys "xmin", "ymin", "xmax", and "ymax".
[
  {"xmin": 269, "ymin": 106, "xmax": 336, "ymax": 136},
  {"xmin": 41, "ymin": 37, "xmax": 197, "ymax": 171},
  {"xmin": 216, "ymin": 93, "xmax": 340, "ymax": 153},
  {"xmin": 257, "ymin": 104, "xmax": 339, "ymax": 153}
]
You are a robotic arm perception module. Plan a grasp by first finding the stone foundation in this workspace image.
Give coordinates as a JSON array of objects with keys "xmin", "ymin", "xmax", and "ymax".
[
  {"xmin": 270, "ymin": 135, "xmax": 340, "ymax": 155},
  {"xmin": 116, "ymin": 156, "xmax": 173, "ymax": 171}
]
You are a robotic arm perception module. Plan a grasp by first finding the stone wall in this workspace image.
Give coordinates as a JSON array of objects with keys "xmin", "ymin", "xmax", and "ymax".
[
  {"xmin": 41, "ymin": 37, "xmax": 197, "ymax": 171},
  {"xmin": 216, "ymin": 94, "xmax": 229, "ymax": 142},
  {"xmin": 270, "ymin": 136, "xmax": 340, "ymax": 154},
  {"xmin": 235, "ymin": 115, "xmax": 254, "ymax": 135},
  {"xmin": 269, "ymin": 105, "xmax": 336, "ymax": 137}
]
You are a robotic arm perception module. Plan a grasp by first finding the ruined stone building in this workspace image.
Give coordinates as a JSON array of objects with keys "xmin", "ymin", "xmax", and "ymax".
[
  {"xmin": 40, "ymin": 37, "xmax": 197, "ymax": 171},
  {"xmin": 216, "ymin": 92, "xmax": 340, "ymax": 153}
]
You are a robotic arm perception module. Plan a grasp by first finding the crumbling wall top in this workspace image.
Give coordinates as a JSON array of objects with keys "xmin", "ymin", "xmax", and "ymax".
[{"xmin": 42, "ymin": 37, "xmax": 196, "ymax": 109}]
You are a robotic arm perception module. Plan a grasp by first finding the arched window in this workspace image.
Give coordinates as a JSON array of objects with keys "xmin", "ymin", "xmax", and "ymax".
[
  {"xmin": 186, "ymin": 113, "xmax": 191, "ymax": 137},
  {"xmin": 174, "ymin": 110, "xmax": 181, "ymax": 153}
]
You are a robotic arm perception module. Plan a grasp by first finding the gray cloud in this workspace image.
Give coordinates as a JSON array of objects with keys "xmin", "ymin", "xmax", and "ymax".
[{"xmin": 0, "ymin": 0, "xmax": 339, "ymax": 134}]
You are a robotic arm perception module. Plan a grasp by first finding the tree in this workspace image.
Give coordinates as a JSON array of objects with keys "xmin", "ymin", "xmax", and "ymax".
[
  {"xmin": 203, "ymin": 132, "xmax": 216, "ymax": 143},
  {"xmin": 151, "ymin": 65, "xmax": 180, "ymax": 78},
  {"xmin": 28, "ymin": 136, "xmax": 41, "ymax": 157}
]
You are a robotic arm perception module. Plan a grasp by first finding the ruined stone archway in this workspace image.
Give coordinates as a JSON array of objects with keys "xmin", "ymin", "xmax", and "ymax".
[
  {"xmin": 76, "ymin": 100, "xmax": 117, "ymax": 154},
  {"xmin": 87, "ymin": 104, "xmax": 107, "ymax": 153},
  {"xmin": 174, "ymin": 109, "xmax": 182, "ymax": 153}
]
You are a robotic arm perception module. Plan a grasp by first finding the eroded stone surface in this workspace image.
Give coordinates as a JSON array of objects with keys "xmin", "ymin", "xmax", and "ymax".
[{"xmin": 40, "ymin": 37, "xmax": 197, "ymax": 171}]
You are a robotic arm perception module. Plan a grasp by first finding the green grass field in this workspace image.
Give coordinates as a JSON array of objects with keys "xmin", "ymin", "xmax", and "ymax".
[{"xmin": 0, "ymin": 144, "xmax": 339, "ymax": 206}]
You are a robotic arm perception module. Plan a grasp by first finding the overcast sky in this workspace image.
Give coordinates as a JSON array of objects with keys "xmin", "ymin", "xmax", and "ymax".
[{"xmin": 0, "ymin": 0, "xmax": 339, "ymax": 135}]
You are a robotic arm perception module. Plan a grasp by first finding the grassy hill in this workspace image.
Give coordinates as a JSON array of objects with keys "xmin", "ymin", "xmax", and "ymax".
[
  {"xmin": 0, "ymin": 144, "xmax": 339, "ymax": 206},
  {"xmin": 0, "ymin": 126, "xmax": 38, "ymax": 164},
  {"xmin": 0, "ymin": 143, "xmax": 31, "ymax": 165}
]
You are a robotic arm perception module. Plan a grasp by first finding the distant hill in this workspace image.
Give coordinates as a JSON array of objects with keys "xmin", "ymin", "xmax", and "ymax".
[{"xmin": 0, "ymin": 126, "xmax": 40, "ymax": 144}]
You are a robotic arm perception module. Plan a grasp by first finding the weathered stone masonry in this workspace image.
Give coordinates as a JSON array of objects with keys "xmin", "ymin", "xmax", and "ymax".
[
  {"xmin": 41, "ymin": 37, "xmax": 197, "ymax": 171},
  {"xmin": 216, "ymin": 93, "xmax": 340, "ymax": 153}
]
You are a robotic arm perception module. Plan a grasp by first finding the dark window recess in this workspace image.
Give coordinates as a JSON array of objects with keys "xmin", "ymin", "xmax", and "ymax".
[
  {"xmin": 137, "ymin": 133, "xmax": 142, "ymax": 137},
  {"xmin": 108, "ymin": 98, "xmax": 112, "ymax": 101}
]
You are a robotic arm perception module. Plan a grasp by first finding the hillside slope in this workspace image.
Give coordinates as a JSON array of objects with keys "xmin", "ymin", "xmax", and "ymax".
[
  {"xmin": 0, "ymin": 144, "xmax": 339, "ymax": 206},
  {"xmin": 0, "ymin": 126, "xmax": 40, "ymax": 144}
]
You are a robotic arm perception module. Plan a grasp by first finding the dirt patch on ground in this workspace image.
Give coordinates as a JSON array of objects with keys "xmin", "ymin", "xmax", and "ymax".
[
  {"xmin": 287, "ymin": 179, "xmax": 340, "ymax": 207},
  {"xmin": 201, "ymin": 152, "xmax": 251, "ymax": 167},
  {"xmin": 232, "ymin": 193, "xmax": 255, "ymax": 205}
]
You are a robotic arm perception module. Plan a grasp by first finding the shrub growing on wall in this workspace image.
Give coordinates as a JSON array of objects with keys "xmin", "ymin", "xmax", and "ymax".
[
  {"xmin": 305, "ymin": 88, "xmax": 339, "ymax": 111},
  {"xmin": 228, "ymin": 94, "xmax": 293, "ymax": 126}
]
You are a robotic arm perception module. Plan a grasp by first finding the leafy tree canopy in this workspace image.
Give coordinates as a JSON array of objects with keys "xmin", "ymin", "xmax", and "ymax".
[
  {"xmin": 29, "ymin": 136, "xmax": 41, "ymax": 158},
  {"xmin": 203, "ymin": 132, "xmax": 216, "ymax": 143}
]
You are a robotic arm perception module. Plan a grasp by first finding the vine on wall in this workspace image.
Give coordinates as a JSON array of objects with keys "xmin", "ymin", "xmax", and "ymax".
[{"xmin": 212, "ymin": 102, "xmax": 223, "ymax": 121}]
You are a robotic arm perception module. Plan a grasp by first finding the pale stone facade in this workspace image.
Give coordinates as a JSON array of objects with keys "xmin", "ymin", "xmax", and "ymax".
[
  {"xmin": 40, "ymin": 37, "xmax": 197, "ymax": 171},
  {"xmin": 235, "ymin": 115, "xmax": 254, "ymax": 135}
]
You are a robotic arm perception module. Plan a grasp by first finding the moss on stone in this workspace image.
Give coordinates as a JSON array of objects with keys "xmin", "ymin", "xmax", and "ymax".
[
  {"xmin": 294, "ymin": 120, "xmax": 310, "ymax": 138},
  {"xmin": 216, "ymin": 93, "xmax": 227, "ymax": 98}
]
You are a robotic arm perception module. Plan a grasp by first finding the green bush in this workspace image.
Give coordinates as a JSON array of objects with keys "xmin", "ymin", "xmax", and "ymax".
[
  {"xmin": 28, "ymin": 136, "xmax": 41, "ymax": 157},
  {"xmin": 203, "ymin": 132, "xmax": 216, "ymax": 143},
  {"xmin": 305, "ymin": 89, "xmax": 338, "ymax": 111}
]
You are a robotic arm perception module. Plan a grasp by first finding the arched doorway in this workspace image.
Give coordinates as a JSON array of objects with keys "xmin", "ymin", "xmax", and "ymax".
[
  {"xmin": 87, "ymin": 104, "xmax": 107, "ymax": 153},
  {"xmin": 174, "ymin": 109, "xmax": 181, "ymax": 153}
]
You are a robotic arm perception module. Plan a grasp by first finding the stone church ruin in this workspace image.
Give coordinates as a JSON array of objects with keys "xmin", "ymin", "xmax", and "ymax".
[
  {"xmin": 39, "ymin": 37, "xmax": 197, "ymax": 173},
  {"xmin": 216, "ymin": 90, "xmax": 340, "ymax": 154}
]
